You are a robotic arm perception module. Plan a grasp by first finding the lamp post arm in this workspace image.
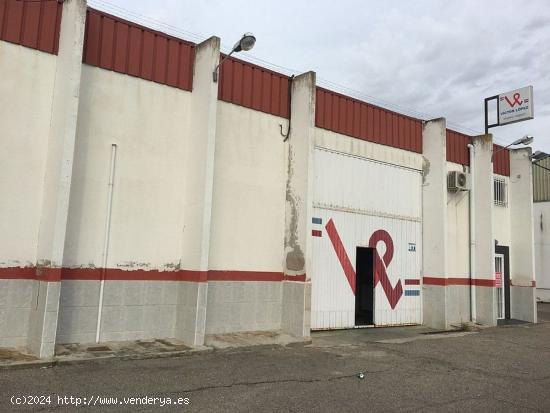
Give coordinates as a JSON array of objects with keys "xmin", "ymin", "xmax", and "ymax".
[
  {"xmin": 213, "ymin": 49, "xmax": 236, "ymax": 82},
  {"xmin": 491, "ymin": 142, "xmax": 514, "ymax": 162}
]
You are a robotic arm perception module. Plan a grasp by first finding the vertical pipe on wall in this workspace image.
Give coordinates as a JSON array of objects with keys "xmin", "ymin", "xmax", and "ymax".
[
  {"xmin": 467, "ymin": 144, "xmax": 477, "ymax": 323},
  {"xmin": 96, "ymin": 144, "xmax": 118, "ymax": 343}
]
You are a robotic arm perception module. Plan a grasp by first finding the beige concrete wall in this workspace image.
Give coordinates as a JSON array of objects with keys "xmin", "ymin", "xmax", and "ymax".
[
  {"xmin": 446, "ymin": 162, "xmax": 470, "ymax": 279},
  {"xmin": 445, "ymin": 162, "xmax": 471, "ymax": 325},
  {"xmin": 205, "ymin": 281, "xmax": 282, "ymax": 334},
  {"xmin": 0, "ymin": 41, "xmax": 58, "ymax": 349},
  {"xmin": 64, "ymin": 65, "xmax": 192, "ymax": 270},
  {"xmin": 493, "ymin": 174, "xmax": 511, "ymax": 248},
  {"xmin": 315, "ymin": 128, "xmax": 423, "ymax": 171},
  {"xmin": 0, "ymin": 42, "xmax": 57, "ymax": 267},
  {"xmin": 534, "ymin": 202, "xmax": 550, "ymax": 302},
  {"xmin": 209, "ymin": 102, "xmax": 287, "ymax": 272}
]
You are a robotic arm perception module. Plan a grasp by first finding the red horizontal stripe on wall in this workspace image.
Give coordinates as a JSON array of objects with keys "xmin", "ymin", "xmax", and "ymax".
[
  {"xmin": 315, "ymin": 87, "xmax": 423, "ymax": 153},
  {"xmin": 62, "ymin": 268, "xmax": 208, "ymax": 282},
  {"xmin": 404, "ymin": 279, "xmax": 420, "ymax": 285},
  {"xmin": 0, "ymin": 267, "xmax": 307, "ymax": 283},
  {"xmin": 0, "ymin": 266, "xmax": 61, "ymax": 282},
  {"xmin": 83, "ymin": 8, "xmax": 195, "ymax": 91},
  {"xmin": 423, "ymin": 277, "xmax": 495, "ymax": 287}
]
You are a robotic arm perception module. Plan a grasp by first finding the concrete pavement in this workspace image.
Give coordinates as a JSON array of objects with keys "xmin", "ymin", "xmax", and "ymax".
[{"xmin": 1, "ymin": 304, "xmax": 549, "ymax": 412}]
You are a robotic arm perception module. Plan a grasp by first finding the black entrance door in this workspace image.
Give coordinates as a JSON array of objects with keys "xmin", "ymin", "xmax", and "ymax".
[{"xmin": 355, "ymin": 247, "xmax": 374, "ymax": 326}]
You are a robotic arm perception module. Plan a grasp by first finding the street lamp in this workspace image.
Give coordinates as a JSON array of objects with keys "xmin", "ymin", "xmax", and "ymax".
[
  {"xmin": 510, "ymin": 135, "xmax": 534, "ymax": 146},
  {"xmin": 213, "ymin": 33, "xmax": 256, "ymax": 82},
  {"xmin": 492, "ymin": 135, "xmax": 534, "ymax": 160},
  {"xmin": 531, "ymin": 151, "xmax": 550, "ymax": 162}
]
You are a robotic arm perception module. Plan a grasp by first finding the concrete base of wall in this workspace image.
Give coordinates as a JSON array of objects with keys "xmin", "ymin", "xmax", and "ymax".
[
  {"xmin": 0, "ymin": 280, "xmax": 33, "ymax": 348},
  {"xmin": 175, "ymin": 282, "xmax": 207, "ymax": 347},
  {"xmin": 28, "ymin": 281, "xmax": 61, "ymax": 358},
  {"xmin": 475, "ymin": 286, "xmax": 496, "ymax": 326},
  {"xmin": 281, "ymin": 281, "xmax": 311, "ymax": 338},
  {"xmin": 205, "ymin": 281, "xmax": 282, "ymax": 335},
  {"xmin": 446, "ymin": 285, "xmax": 471, "ymax": 326},
  {"xmin": 511, "ymin": 286, "xmax": 537, "ymax": 322},
  {"xmin": 536, "ymin": 289, "xmax": 550, "ymax": 303},
  {"xmin": 422, "ymin": 285, "xmax": 447, "ymax": 330},
  {"xmin": 57, "ymin": 280, "xmax": 180, "ymax": 344}
]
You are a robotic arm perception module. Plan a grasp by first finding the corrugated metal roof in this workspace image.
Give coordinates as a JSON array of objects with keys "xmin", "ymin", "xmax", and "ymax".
[
  {"xmin": 217, "ymin": 56, "xmax": 290, "ymax": 118},
  {"xmin": 493, "ymin": 144, "xmax": 510, "ymax": 176},
  {"xmin": 446, "ymin": 129, "xmax": 470, "ymax": 166},
  {"xmin": 0, "ymin": 0, "xmax": 62, "ymax": 55},
  {"xmin": 534, "ymin": 157, "xmax": 550, "ymax": 202},
  {"xmin": 445, "ymin": 129, "xmax": 510, "ymax": 177},
  {"xmin": 315, "ymin": 87, "xmax": 423, "ymax": 153},
  {"xmin": 83, "ymin": 8, "xmax": 195, "ymax": 91}
]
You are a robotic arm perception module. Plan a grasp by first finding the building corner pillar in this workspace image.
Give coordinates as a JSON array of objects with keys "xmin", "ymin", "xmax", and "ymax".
[
  {"xmin": 27, "ymin": 0, "xmax": 86, "ymax": 358},
  {"xmin": 472, "ymin": 134, "xmax": 496, "ymax": 326},
  {"xmin": 281, "ymin": 71, "xmax": 315, "ymax": 339},
  {"xmin": 421, "ymin": 118, "xmax": 449, "ymax": 329},
  {"xmin": 509, "ymin": 148, "xmax": 537, "ymax": 322},
  {"xmin": 175, "ymin": 36, "xmax": 220, "ymax": 347}
]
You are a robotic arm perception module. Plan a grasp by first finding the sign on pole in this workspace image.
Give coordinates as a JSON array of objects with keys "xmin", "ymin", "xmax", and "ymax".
[
  {"xmin": 484, "ymin": 85, "xmax": 534, "ymax": 134},
  {"xmin": 498, "ymin": 86, "xmax": 534, "ymax": 126}
]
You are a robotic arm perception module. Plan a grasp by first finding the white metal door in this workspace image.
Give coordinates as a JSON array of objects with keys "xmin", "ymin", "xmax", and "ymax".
[
  {"xmin": 311, "ymin": 148, "xmax": 422, "ymax": 329},
  {"xmin": 495, "ymin": 254, "xmax": 505, "ymax": 319}
]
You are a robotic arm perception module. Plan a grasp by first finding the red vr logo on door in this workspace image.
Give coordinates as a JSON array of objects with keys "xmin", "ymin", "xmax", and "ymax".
[{"xmin": 325, "ymin": 218, "xmax": 403, "ymax": 309}]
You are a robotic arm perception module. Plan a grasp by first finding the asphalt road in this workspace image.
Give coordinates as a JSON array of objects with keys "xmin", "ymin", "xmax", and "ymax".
[{"xmin": 2, "ymin": 304, "xmax": 549, "ymax": 413}]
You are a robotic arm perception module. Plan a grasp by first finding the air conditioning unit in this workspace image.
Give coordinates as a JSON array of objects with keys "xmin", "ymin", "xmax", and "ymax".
[{"xmin": 447, "ymin": 171, "xmax": 470, "ymax": 192}]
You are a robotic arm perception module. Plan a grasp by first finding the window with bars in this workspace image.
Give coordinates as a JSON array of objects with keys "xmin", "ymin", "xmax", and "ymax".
[{"xmin": 494, "ymin": 177, "xmax": 508, "ymax": 207}]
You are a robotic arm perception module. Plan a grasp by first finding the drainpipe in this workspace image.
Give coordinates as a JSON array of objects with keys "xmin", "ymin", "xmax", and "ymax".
[
  {"xmin": 96, "ymin": 144, "xmax": 118, "ymax": 343},
  {"xmin": 467, "ymin": 143, "xmax": 477, "ymax": 323}
]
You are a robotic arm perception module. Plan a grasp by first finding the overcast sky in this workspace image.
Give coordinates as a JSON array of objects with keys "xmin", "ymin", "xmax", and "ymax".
[{"xmin": 89, "ymin": 0, "xmax": 550, "ymax": 152}]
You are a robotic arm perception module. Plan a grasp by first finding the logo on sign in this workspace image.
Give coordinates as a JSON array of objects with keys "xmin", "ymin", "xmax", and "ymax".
[
  {"xmin": 498, "ymin": 86, "xmax": 534, "ymax": 125},
  {"xmin": 504, "ymin": 93, "xmax": 526, "ymax": 108}
]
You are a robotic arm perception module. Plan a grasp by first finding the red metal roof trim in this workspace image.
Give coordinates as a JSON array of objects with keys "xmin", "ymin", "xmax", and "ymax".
[
  {"xmin": 446, "ymin": 129, "xmax": 510, "ymax": 176},
  {"xmin": 0, "ymin": 0, "xmax": 62, "ymax": 55},
  {"xmin": 493, "ymin": 144, "xmax": 510, "ymax": 176},
  {"xmin": 83, "ymin": 8, "xmax": 195, "ymax": 91},
  {"xmin": 217, "ymin": 56, "xmax": 290, "ymax": 119},
  {"xmin": 315, "ymin": 87, "xmax": 423, "ymax": 153},
  {"xmin": 446, "ymin": 129, "xmax": 470, "ymax": 166}
]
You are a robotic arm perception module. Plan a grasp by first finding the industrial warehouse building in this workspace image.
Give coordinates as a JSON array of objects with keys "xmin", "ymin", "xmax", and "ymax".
[
  {"xmin": 0, "ymin": 0, "xmax": 538, "ymax": 358},
  {"xmin": 534, "ymin": 158, "xmax": 550, "ymax": 302}
]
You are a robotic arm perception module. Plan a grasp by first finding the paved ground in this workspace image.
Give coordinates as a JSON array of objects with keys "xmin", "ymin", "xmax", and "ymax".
[{"xmin": 1, "ymin": 304, "xmax": 549, "ymax": 412}]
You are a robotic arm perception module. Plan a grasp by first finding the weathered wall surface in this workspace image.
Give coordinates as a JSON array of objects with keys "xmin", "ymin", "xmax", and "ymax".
[
  {"xmin": 315, "ymin": 128, "xmax": 423, "ymax": 171},
  {"xmin": 493, "ymin": 175, "xmax": 511, "ymax": 249},
  {"xmin": 57, "ymin": 64, "xmax": 193, "ymax": 343},
  {"xmin": 0, "ymin": 42, "xmax": 56, "ymax": 268},
  {"xmin": 534, "ymin": 202, "xmax": 550, "ymax": 302},
  {"xmin": 0, "ymin": 42, "xmax": 57, "ymax": 347},
  {"xmin": 209, "ymin": 101, "xmax": 286, "ymax": 272},
  {"xmin": 446, "ymin": 162, "xmax": 470, "ymax": 325},
  {"xmin": 64, "ymin": 64, "xmax": 191, "ymax": 270}
]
